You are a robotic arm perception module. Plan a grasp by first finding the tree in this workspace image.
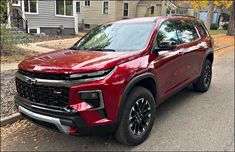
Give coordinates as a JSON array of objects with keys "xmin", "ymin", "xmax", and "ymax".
[
  {"xmin": 190, "ymin": 0, "xmax": 233, "ymax": 30},
  {"xmin": 227, "ymin": 1, "xmax": 234, "ymax": 36}
]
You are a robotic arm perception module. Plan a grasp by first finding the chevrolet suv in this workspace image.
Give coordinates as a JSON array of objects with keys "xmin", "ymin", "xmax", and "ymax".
[{"xmin": 15, "ymin": 16, "xmax": 214, "ymax": 145}]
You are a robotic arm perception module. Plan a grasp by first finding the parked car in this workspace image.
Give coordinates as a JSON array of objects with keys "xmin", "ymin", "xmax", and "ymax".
[{"xmin": 15, "ymin": 16, "xmax": 214, "ymax": 145}]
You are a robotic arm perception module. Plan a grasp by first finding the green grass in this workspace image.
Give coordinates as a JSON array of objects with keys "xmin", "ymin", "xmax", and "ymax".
[{"xmin": 209, "ymin": 30, "xmax": 227, "ymax": 35}]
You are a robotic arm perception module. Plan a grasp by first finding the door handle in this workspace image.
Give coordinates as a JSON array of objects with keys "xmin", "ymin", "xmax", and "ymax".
[{"xmin": 178, "ymin": 51, "xmax": 184, "ymax": 55}]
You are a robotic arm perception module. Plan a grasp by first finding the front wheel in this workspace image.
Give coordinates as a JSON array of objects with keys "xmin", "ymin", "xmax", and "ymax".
[
  {"xmin": 193, "ymin": 59, "xmax": 212, "ymax": 92},
  {"xmin": 114, "ymin": 87, "xmax": 156, "ymax": 145}
]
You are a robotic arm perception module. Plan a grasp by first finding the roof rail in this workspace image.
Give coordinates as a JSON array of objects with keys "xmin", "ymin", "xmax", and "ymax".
[{"xmin": 170, "ymin": 14, "xmax": 196, "ymax": 18}]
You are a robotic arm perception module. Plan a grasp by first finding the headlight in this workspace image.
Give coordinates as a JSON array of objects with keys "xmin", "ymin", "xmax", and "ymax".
[{"xmin": 69, "ymin": 68, "xmax": 114, "ymax": 79}]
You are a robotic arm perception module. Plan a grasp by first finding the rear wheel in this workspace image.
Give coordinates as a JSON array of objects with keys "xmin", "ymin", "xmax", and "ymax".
[
  {"xmin": 114, "ymin": 87, "xmax": 156, "ymax": 145},
  {"xmin": 193, "ymin": 59, "xmax": 212, "ymax": 92}
]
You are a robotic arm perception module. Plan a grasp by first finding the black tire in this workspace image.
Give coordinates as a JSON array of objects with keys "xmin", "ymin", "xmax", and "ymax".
[
  {"xmin": 114, "ymin": 87, "xmax": 156, "ymax": 145},
  {"xmin": 193, "ymin": 59, "xmax": 212, "ymax": 92}
]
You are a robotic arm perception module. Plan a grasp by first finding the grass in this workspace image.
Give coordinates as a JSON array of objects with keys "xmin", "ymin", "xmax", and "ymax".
[
  {"xmin": 209, "ymin": 30, "xmax": 227, "ymax": 35},
  {"xmin": 1, "ymin": 47, "xmax": 39, "ymax": 63}
]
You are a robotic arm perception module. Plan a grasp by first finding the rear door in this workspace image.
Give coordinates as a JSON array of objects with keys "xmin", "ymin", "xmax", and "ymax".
[{"xmin": 175, "ymin": 19, "xmax": 204, "ymax": 82}]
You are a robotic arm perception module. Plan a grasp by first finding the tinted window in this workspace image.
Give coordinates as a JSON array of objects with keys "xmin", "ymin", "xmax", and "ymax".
[
  {"xmin": 194, "ymin": 21, "xmax": 208, "ymax": 38},
  {"xmin": 157, "ymin": 20, "xmax": 180, "ymax": 47},
  {"xmin": 73, "ymin": 23, "xmax": 155, "ymax": 51},
  {"xmin": 176, "ymin": 20, "xmax": 199, "ymax": 44}
]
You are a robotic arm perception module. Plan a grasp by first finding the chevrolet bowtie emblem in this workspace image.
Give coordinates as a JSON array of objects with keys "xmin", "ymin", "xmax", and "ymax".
[{"xmin": 25, "ymin": 78, "xmax": 37, "ymax": 85}]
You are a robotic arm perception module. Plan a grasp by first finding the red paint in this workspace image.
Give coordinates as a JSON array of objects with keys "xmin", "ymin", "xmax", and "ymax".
[{"xmin": 18, "ymin": 16, "xmax": 213, "ymax": 127}]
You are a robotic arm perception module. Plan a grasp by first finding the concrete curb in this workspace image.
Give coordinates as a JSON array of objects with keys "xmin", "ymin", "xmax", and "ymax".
[
  {"xmin": 1, "ymin": 113, "xmax": 22, "ymax": 127},
  {"xmin": 215, "ymin": 45, "xmax": 231, "ymax": 51}
]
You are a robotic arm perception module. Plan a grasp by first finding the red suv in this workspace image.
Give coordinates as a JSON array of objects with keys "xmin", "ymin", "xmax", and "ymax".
[{"xmin": 15, "ymin": 16, "xmax": 214, "ymax": 145}]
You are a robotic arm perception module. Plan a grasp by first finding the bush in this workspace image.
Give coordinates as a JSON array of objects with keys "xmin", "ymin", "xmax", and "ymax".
[
  {"xmin": 0, "ymin": 26, "xmax": 32, "ymax": 54},
  {"xmin": 220, "ymin": 12, "xmax": 230, "ymax": 22},
  {"xmin": 222, "ymin": 24, "xmax": 229, "ymax": 30},
  {"xmin": 210, "ymin": 23, "xmax": 219, "ymax": 30}
]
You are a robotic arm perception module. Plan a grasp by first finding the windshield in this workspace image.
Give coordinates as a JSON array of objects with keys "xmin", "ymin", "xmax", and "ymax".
[{"xmin": 72, "ymin": 22, "xmax": 155, "ymax": 52}]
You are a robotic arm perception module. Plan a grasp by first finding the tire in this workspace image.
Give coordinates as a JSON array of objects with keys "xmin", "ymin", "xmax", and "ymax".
[
  {"xmin": 114, "ymin": 86, "xmax": 156, "ymax": 145},
  {"xmin": 193, "ymin": 59, "xmax": 212, "ymax": 92}
]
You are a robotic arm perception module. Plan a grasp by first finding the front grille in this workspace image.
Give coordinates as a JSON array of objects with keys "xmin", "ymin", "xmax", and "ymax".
[
  {"xmin": 16, "ymin": 78, "xmax": 70, "ymax": 107},
  {"xmin": 18, "ymin": 69, "xmax": 70, "ymax": 80}
]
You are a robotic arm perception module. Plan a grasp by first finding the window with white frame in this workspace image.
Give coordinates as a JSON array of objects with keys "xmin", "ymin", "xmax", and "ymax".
[
  {"xmin": 24, "ymin": 0, "xmax": 37, "ymax": 13},
  {"xmin": 123, "ymin": 3, "xmax": 128, "ymax": 17},
  {"xmin": 103, "ymin": 1, "xmax": 108, "ymax": 14},
  {"xmin": 85, "ymin": 0, "xmax": 90, "ymax": 6},
  {"xmin": 56, "ymin": 0, "xmax": 73, "ymax": 16},
  {"xmin": 12, "ymin": 0, "xmax": 20, "ymax": 6}
]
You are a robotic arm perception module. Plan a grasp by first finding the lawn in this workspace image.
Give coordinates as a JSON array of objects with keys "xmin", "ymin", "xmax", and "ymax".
[{"xmin": 209, "ymin": 30, "xmax": 227, "ymax": 35}]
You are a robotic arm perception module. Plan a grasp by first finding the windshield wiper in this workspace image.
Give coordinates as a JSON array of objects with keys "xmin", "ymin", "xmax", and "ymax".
[
  {"xmin": 70, "ymin": 46, "xmax": 82, "ymax": 50},
  {"xmin": 87, "ymin": 47, "xmax": 116, "ymax": 52}
]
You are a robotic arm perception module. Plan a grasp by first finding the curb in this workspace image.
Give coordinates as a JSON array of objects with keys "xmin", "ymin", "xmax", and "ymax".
[
  {"xmin": 214, "ymin": 45, "xmax": 231, "ymax": 51},
  {"xmin": 0, "ymin": 113, "xmax": 22, "ymax": 127}
]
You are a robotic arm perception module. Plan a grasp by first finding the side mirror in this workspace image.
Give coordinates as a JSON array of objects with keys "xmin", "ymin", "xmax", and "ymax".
[{"xmin": 154, "ymin": 41, "xmax": 177, "ymax": 52}]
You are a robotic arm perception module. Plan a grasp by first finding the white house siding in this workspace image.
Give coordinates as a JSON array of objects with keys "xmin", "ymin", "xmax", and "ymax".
[{"xmin": 25, "ymin": 0, "xmax": 75, "ymax": 35}]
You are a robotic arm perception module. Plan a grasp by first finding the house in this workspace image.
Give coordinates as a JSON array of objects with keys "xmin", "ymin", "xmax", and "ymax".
[
  {"xmin": 77, "ymin": 0, "xmax": 162, "ymax": 29},
  {"xmin": 7, "ymin": 0, "xmax": 164, "ymax": 35},
  {"xmin": 168, "ymin": 0, "xmax": 222, "ymax": 24},
  {"xmin": 10, "ymin": 0, "xmax": 78, "ymax": 35}
]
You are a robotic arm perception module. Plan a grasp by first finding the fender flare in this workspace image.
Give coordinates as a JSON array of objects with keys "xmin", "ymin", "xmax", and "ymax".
[
  {"xmin": 200, "ymin": 49, "xmax": 214, "ymax": 74},
  {"xmin": 204, "ymin": 49, "xmax": 214, "ymax": 63},
  {"xmin": 117, "ymin": 72, "xmax": 157, "ymax": 122}
]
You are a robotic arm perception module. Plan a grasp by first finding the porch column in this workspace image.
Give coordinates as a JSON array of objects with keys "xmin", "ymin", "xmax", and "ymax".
[
  {"xmin": 7, "ymin": 2, "xmax": 11, "ymax": 27},
  {"xmin": 74, "ymin": 0, "xmax": 78, "ymax": 33},
  {"xmin": 21, "ymin": 0, "xmax": 26, "ymax": 19}
]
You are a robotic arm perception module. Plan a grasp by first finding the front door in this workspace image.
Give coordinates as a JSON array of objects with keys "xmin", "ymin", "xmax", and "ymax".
[{"xmin": 151, "ymin": 20, "xmax": 189, "ymax": 100}]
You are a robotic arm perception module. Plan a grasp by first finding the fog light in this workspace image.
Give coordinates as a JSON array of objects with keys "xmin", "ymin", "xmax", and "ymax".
[
  {"xmin": 78, "ymin": 90, "xmax": 104, "ymax": 109},
  {"xmin": 80, "ymin": 92, "xmax": 99, "ymax": 100}
]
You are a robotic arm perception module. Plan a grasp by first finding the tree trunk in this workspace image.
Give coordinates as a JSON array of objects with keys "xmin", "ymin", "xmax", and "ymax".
[
  {"xmin": 205, "ymin": 0, "xmax": 215, "ymax": 30},
  {"xmin": 227, "ymin": 1, "xmax": 235, "ymax": 36}
]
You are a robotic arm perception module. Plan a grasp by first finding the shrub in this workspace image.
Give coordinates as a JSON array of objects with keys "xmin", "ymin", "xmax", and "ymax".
[
  {"xmin": 210, "ymin": 23, "xmax": 219, "ymax": 30},
  {"xmin": 1, "ymin": 26, "xmax": 32, "ymax": 54},
  {"xmin": 220, "ymin": 12, "xmax": 230, "ymax": 22},
  {"xmin": 222, "ymin": 24, "xmax": 229, "ymax": 30}
]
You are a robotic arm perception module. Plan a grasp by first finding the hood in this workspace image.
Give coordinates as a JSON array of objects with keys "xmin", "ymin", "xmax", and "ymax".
[{"xmin": 19, "ymin": 49, "xmax": 138, "ymax": 74}]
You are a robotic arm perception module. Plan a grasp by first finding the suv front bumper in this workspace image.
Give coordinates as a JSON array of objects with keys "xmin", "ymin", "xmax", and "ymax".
[{"xmin": 15, "ymin": 95, "xmax": 116, "ymax": 136}]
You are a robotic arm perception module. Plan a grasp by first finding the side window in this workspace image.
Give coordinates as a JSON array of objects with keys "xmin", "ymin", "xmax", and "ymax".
[
  {"xmin": 194, "ymin": 21, "xmax": 208, "ymax": 38},
  {"xmin": 176, "ymin": 20, "xmax": 199, "ymax": 44},
  {"xmin": 156, "ymin": 20, "xmax": 180, "ymax": 47}
]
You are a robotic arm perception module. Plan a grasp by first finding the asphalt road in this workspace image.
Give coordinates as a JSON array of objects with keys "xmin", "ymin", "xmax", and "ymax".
[{"xmin": 1, "ymin": 49, "xmax": 234, "ymax": 151}]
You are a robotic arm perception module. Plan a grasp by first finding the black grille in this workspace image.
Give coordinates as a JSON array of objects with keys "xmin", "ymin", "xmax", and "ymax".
[
  {"xmin": 18, "ymin": 69, "xmax": 70, "ymax": 80},
  {"xmin": 16, "ymin": 78, "xmax": 70, "ymax": 107}
]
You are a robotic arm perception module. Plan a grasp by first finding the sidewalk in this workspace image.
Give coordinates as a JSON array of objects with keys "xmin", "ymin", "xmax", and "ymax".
[{"xmin": 1, "ymin": 62, "xmax": 19, "ymax": 71}]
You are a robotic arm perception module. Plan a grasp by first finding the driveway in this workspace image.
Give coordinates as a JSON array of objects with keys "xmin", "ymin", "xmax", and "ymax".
[{"xmin": 1, "ymin": 46, "xmax": 234, "ymax": 151}]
